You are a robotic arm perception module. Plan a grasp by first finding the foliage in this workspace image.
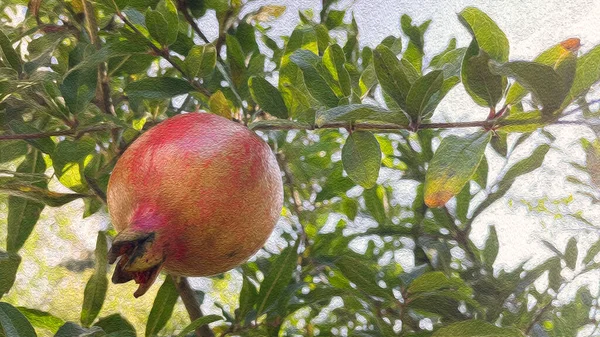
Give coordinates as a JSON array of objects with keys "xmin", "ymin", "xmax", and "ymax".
[{"xmin": 0, "ymin": 0, "xmax": 600, "ymax": 336}]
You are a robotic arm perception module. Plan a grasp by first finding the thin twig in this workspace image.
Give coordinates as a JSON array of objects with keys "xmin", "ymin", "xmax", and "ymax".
[{"xmin": 0, "ymin": 125, "xmax": 119, "ymax": 141}]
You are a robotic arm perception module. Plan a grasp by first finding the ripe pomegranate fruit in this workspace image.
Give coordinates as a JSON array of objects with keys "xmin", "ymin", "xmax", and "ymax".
[{"xmin": 106, "ymin": 113, "xmax": 283, "ymax": 297}]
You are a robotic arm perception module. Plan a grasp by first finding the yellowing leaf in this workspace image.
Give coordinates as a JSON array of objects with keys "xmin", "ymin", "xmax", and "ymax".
[{"xmin": 425, "ymin": 132, "xmax": 491, "ymax": 208}]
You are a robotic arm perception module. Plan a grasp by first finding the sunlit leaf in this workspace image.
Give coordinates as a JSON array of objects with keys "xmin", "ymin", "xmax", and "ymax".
[{"xmin": 145, "ymin": 277, "xmax": 178, "ymax": 337}]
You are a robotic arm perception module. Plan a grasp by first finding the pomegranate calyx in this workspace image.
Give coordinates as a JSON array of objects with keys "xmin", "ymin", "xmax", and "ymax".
[{"xmin": 108, "ymin": 229, "xmax": 165, "ymax": 297}]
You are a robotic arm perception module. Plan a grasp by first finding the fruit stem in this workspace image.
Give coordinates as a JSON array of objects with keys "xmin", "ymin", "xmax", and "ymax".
[{"xmin": 171, "ymin": 275, "xmax": 215, "ymax": 337}]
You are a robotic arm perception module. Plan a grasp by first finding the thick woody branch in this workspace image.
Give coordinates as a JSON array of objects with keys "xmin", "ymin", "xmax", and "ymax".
[{"xmin": 171, "ymin": 275, "xmax": 214, "ymax": 337}]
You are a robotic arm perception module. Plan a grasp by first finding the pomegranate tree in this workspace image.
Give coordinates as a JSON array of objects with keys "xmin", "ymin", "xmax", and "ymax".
[{"xmin": 106, "ymin": 113, "xmax": 283, "ymax": 297}]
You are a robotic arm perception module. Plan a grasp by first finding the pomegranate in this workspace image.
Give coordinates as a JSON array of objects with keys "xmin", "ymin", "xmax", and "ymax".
[{"xmin": 106, "ymin": 113, "xmax": 283, "ymax": 297}]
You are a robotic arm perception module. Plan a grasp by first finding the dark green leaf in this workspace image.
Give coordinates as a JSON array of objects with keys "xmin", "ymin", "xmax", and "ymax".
[
  {"xmin": 81, "ymin": 232, "xmax": 108, "ymax": 327},
  {"xmin": 316, "ymin": 104, "xmax": 408, "ymax": 126},
  {"xmin": 424, "ymin": 132, "xmax": 491, "ymax": 208},
  {"xmin": 0, "ymin": 251, "xmax": 20, "ymax": 298},
  {"xmin": 564, "ymin": 237, "xmax": 577, "ymax": 270},
  {"xmin": 237, "ymin": 275, "xmax": 258, "ymax": 322},
  {"xmin": 0, "ymin": 29, "xmax": 22, "ymax": 73},
  {"xmin": 483, "ymin": 226, "xmax": 499, "ymax": 268},
  {"xmin": 249, "ymin": 76, "xmax": 288, "ymax": 118},
  {"xmin": 248, "ymin": 120, "xmax": 312, "ymax": 131},
  {"xmin": 93, "ymin": 314, "xmax": 135, "ymax": 334},
  {"xmin": 156, "ymin": 0, "xmax": 178, "ymax": 45},
  {"xmin": 461, "ymin": 40, "xmax": 504, "ymax": 107},
  {"xmin": 405, "ymin": 70, "xmax": 444, "ymax": 121},
  {"xmin": 290, "ymin": 49, "xmax": 340, "ymax": 108},
  {"xmin": 17, "ymin": 308, "xmax": 64, "ymax": 334},
  {"xmin": 60, "ymin": 67, "xmax": 98, "ymax": 115},
  {"xmin": 334, "ymin": 255, "xmax": 393, "ymax": 300},
  {"xmin": 126, "ymin": 77, "xmax": 195, "ymax": 100},
  {"xmin": 145, "ymin": 276, "xmax": 178, "ymax": 337},
  {"xmin": 363, "ymin": 185, "xmax": 386, "ymax": 225},
  {"xmin": 7, "ymin": 151, "xmax": 46, "ymax": 253},
  {"xmin": 432, "ymin": 320, "xmax": 524, "ymax": 337},
  {"xmin": 256, "ymin": 240, "xmax": 299, "ymax": 315},
  {"xmin": 373, "ymin": 45, "xmax": 412, "ymax": 112},
  {"xmin": 55, "ymin": 322, "xmax": 104, "ymax": 337},
  {"xmin": 0, "ymin": 302, "xmax": 36, "ymax": 337},
  {"xmin": 0, "ymin": 141, "xmax": 28, "ymax": 164},
  {"xmin": 175, "ymin": 315, "xmax": 222, "ymax": 337},
  {"xmin": 490, "ymin": 61, "xmax": 567, "ymax": 114},
  {"xmin": 342, "ymin": 131, "xmax": 381, "ymax": 189},
  {"xmin": 185, "ymin": 44, "xmax": 216, "ymax": 79},
  {"xmin": 458, "ymin": 7, "xmax": 509, "ymax": 62}
]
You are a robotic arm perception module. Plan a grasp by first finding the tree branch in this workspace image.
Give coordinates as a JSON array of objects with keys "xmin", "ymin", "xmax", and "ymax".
[
  {"xmin": 177, "ymin": 0, "xmax": 210, "ymax": 44},
  {"xmin": 112, "ymin": 8, "xmax": 211, "ymax": 97},
  {"xmin": 0, "ymin": 117, "xmax": 595, "ymax": 142},
  {"xmin": 171, "ymin": 275, "xmax": 214, "ymax": 337}
]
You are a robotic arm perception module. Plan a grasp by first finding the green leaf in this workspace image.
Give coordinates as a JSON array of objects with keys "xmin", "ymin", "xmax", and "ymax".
[
  {"xmin": 334, "ymin": 255, "xmax": 393, "ymax": 300},
  {"xmin": 483, "ymin": 226, "xmax": 499, "ymax": 268},
  {"xmin": 237, "ymin": 275, "xmax": 258, "ymax": 322},
  {"xmin": 145, "ymin": 277, "xmax": 178, "ymax": 337},
  {"xmin": 323, "ymin": 44, "xmax": 351, "ymax": 96},
  {"xmin": 81, "ymin": 232, "xmax": 108, "ymax": 327},
  {"xmin": 248, "ymin": 76, "xmax": 288, "ymax": 118},
  {"xmin": 407, "ymin": 271, "xmax": 470, "ymax": 294},
  {"xmin": 256, "ymin": 240, "xmax": 299, "ymax": 315},
  {"xmin": 0, "ymin": 141, "xmax": 27, "ymax": 164},
  {"xmin": 316, "ymin": 104, "xmax": 408, "ymax": 126},
  {"xmin": 564, "ymin": 237, "xmax": 577, "ymax": 270},
  {"xmin": 501, "ymin": 144, "xmax": 550, "ymax": 185},
  {"xmin": 126, "ymin": 77, "xmax": 194, "ymax": 100},
  {"xmin": 0, "ymin": 251, "xmax": 20, "ymax": 298},
  {"xmin": 208, "ymin": 90, "xmax": 231, "ymax": 119},
  {"xmin": 380, "ymin": 36, "xmax": 403, "ymax": 55},
  {"xmin": 7, "ymin": 121, "xmax": 55, "ymax": 154},
  {"xmin": 566, "ymin": 44, "xmax": 600, "ymax": 103},
  {"xmin": 60, "ymin": 66, "xmax": 98, "ymax": 115},
  {"xmin": 432, "ymin": 47, "xmax": 466, "ymax": 78},
  {"xmin": 506, "ymin": 42, "xmax": 577, "ymax": 106},
  {"xmin": 290, "ymin": 50, "xmax": 340, "ymax": 108},
  {"xmin": 583, "ymin": 238, "xmax": 600, "ymax": 265},
  {"xmin": 0, "ymin": 302, "xmax": 36, "ymax": 337},
  {"xmin": 175, "ymin": 315, "xmax": 222, "ymax": 337},
  {"xmin": 373, "ymin": 45, "xmax": 412, "ymax": 113},
  {"xmin": 156, "ymin": 0, "xmax": 178, "ymax": 45},
  {"xmin": 0, "ymin": 29, "xmax": 22, "ymax": 73},
  {"xmin": 7, "ymin": 151, "xmax": 46, "ymax": 253},
  {"xmin": 432, "ymin": 320, "xmax": 525, "ymax": 337},
  {"xmin": 363, "ymin": 185, "xmax": 386, "ymax": 225},
  {"xmin": 405, "ymin": 70, "xmax": 444, "ymax": 121},
  {"xmin": 424, "ymin": 132, "xmax": 491, "ymax": 208},
  {"xmin": 93, "ymin": 314, "xmax": 135, "ymax": 335},
  {"xmin": 52, "ymin": 138, "xmax": 96, "ymax": 193},
  {"xmin": 17, "ymin": 308, "xmax": 64, "ymax": 334},
  {"xmin": 248, "ymin": 119, "xmax": 311, "ymax": 131},
  {"xmin": 458, "ymin": 7, "xmax": 509, "ymax": 62},
  {"xmin": 226, "ymin": 34, "xmax": 246, "ymax": 89},
  {"xmin": 185, "ymin": 44, "xmax": 216, "ymax": 79},
  {"xmin": 55, "ymin": 322, "xmax": 104, "ymax": 337},
  {"xmin": 342, "ymin": 131, "xmax": 381, "ymax": 189},
  {"xmin": 490, "ymin": 61, "xmax": 567, "ymax": 114},
  {"xmin": 404, "ymin": 42, "xmax": 423, "ymax": 74},
  {"xmin": 145, "ymin": 9, "xmax": 169, "ymax": 46},
  {"xmin": 461, "ymin": 40, "xmax": 504, "ymax": 108},
  {"xmin": 283, "ymin": 26, "xmax": 318, "ymax": 59}
]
